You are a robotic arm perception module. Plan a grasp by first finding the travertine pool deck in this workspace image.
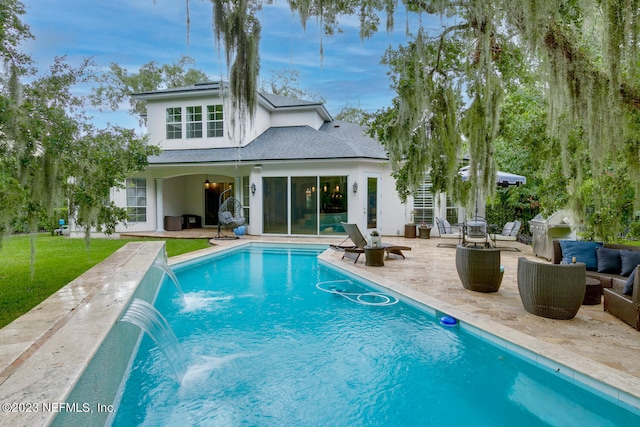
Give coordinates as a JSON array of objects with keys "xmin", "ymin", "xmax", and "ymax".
[{"xmin": 0, "ymin": 234, "xmax": 638, "ymax": 425}]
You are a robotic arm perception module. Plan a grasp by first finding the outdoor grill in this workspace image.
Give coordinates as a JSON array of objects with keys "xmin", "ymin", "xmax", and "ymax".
[{"xmin": 530, "ymin": 210, "xmax": 576, "ymax": 260}]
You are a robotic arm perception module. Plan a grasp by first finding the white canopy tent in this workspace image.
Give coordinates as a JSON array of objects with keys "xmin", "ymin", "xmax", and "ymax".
[
  {"xmin": 458, "ymin": 165, "xmax": 526, "ymax": 187},
  {"xmin": 458, "ymin": 166, "xmax": 527, "ymax": 220}
]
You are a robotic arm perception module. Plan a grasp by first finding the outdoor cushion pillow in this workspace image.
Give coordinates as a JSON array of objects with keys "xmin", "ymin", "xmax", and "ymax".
[
  {"xmin": 595, "ymin": 247, "xmax": 621, "ymax": 274},
  {"xmin": 510, "ymin": 220, "xmax": 522, "ymax": 237},
  {"xmin": 436, "ymin": 219, "xmax": 446, "ymax": 234},
  {"xmin": 559, "ymin": 240, "xmax": 603, "ymax": 271},
  {"xmin": 442, "ymin": 219, "xmax": 453, "ymax": 234},
  {"xmin": 219, "ymin": 211, "xmax": 234, "ymax": 223},
  {"xmin": 619, "ymin": 249, "xmax": 640, "ymax": 276},
  {"xmin": 624, "ymin": 265, "xmax": 636, "ymax": 296},
  {"xmin": 501, "ymin": 222, "xmax": 514, "ymax": 236}
]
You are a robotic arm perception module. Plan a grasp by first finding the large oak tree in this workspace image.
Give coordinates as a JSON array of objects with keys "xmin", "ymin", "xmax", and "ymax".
[
  {"xmin": 0, "ymin": 2, "xmax": 159, "ymax": 255},
  {"xmin": 194, "ymin": 0, "xmax": 640, "ymax": 238}
]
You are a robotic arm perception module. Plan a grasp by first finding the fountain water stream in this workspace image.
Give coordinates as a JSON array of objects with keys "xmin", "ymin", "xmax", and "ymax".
[
  {"xmin": 153, "ymin": 258, "xmax": 184, "ymax": 297},
  {"xmin": 120, "ymin": 298, "xmax": 186, "ymax": 382}
]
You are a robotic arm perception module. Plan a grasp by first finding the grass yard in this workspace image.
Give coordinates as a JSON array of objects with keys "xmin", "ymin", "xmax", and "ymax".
[{"xmin": 0, "ymin": 234, "xmax": 210, "ymax": 329}]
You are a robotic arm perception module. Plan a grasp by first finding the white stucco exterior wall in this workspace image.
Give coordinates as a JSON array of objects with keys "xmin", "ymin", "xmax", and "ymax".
[{"xmin": 103, "ymin": 85, "xmax": 413, "ymax": 238}]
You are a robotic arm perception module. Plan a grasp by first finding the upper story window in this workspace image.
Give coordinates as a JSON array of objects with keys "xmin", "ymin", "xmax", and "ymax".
[
  {"xmin": 166, "ymin": 107, "xmax": 182, "ymax": 139},
  {"xmin": 186, "ymin": 106, "xmax": 203, "ymax": 138},
  {"xmin": 207, "ymin": 104, "xmax": 224, "ymax": 137}
]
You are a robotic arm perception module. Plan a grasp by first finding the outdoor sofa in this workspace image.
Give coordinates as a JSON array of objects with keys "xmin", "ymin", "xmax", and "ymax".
[{"xmin": 552, "ymin": 240, "xmax": 640, "ymax": 330}]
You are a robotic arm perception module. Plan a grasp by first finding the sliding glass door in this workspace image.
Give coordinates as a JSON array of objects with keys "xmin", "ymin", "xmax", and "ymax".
[
  {"xmin": 291, "ymin": 176, "xmax": 318, "ymax": 235},
  {"xmin": 263, "ymin": 177, "xmax": 288, "ymax": 234},
  {"xmin": 263, "ymin": 175, "xmax": 347, "ymax": 235},
  {"xmin": 319, "ymin": 176, "xmax": 347, "ymax": 234}
]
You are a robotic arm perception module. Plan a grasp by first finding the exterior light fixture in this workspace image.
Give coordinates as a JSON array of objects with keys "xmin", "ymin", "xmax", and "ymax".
[
  {"xmin": 204, "ymin": 179, "xmax": 211, "ymax": 189},
  {"xmin": 251, "ymin": 182, "xmax": 256, "ymax": 195},
  {"xmin": 352, "ymin": 182, "xmax": 358, "ymax": 194}
]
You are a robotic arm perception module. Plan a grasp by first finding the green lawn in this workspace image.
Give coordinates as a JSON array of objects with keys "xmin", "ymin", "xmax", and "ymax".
[{"xmin": 0, "ymin": 234, "xmax": 210, "ymax": 329}]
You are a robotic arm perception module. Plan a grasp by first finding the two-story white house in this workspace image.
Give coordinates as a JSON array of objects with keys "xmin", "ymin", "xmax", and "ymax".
[{"xmin": 106, "ymin": 81, "xmax": 419, "ymax": 237}]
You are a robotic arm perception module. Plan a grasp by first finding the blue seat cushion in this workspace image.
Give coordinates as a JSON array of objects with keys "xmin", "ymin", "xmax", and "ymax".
[
  {"xmin": 620, "ymin": 249, "xmax": 640, "ymax": 276},
  {"xmin": 595, "ymin": 247, "xmax": 621, "ymax": 274},
  {"xmin": 559, "ymin": 240, "xmax": 603, "ymax": 271}
]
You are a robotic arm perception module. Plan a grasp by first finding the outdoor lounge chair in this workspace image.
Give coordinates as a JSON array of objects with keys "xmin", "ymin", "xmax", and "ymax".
[
  {"xmin": 490, "ymin": 220, "xmax": 521, "ymax": 242},
  {"xmin": 455, "ymin": 245, "xmax": 504, "ymax": 292},
  {"xmin": 436, "ymin": 217, "xmax": 462, "ymax": 239},
  {"xmin": 215, "ymin": 188, "xmax": 245, "ymax": 240},
  {"xmin": 330, "ymin": 222, "xmax": 411, "ymax": 263},
  {"xmin": 517, "ymin": 257, "xmax": 586, "ymax": 320}
]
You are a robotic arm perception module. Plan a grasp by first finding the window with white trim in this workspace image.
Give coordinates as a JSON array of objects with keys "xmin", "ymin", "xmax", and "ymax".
[
  {"xmin": 186, "ymin": 106, "xmax": 203, "ymax": 138},
  {"xmin": 207, "ymin": 104, "xmax": 224, "ymax": 137},
  {"xmin": 166, "ymin": 107, "xmax": 182, "ymax": 139},
  {"xmin": 126, "ymin": 178, "xmax": 147, "ymax": 222},
  {"xmin": 413, "ymin": 177, "xmax": 434, "ymax": 225}
]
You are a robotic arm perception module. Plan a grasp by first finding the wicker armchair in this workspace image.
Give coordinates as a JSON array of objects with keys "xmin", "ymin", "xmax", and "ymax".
[
  {"xmin": 455, "ymin": 245, "xmax": 504, "ymax": 292},
  {"xmin": 517, "ymin": 257, "xmax": 586, "ymax": 320}
]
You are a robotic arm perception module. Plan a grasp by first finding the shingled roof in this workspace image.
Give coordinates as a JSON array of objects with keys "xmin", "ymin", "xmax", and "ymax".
[
  {"xmin": 148, "ymin": 120, "xmax": 388, "ymax": 165},
  {"xmin": 135, "ymin": 83, "xmax": 328, "ymax": 112}
]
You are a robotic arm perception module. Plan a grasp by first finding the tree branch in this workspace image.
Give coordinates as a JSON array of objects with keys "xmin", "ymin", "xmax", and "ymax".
[{"xmin": 428, "ymin": 23, "xmax": 470, "ymax": 77}]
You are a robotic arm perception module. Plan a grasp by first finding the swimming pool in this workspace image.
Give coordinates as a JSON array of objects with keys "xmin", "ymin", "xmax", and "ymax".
[{"xmin": 111, "ymin": 244, "xmax": 639, "ymax": 426}]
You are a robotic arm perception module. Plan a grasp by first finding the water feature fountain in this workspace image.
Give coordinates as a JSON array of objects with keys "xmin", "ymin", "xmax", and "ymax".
[
  {"xmin": 153, "ymin": 258, "xmax": 185, "ymax": 298},
  {"xmin": 0, "ymin": 241, "xmax": 167, "ymax": 427},
  {"xmin": 120, "ymin": 298, "xmax": 187, "ymax": 382}
]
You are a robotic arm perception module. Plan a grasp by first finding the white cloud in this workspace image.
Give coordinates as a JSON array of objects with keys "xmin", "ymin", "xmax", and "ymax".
[{"xmin": 20, "ymin": 0, "xmax": 422, "ymax": 122}]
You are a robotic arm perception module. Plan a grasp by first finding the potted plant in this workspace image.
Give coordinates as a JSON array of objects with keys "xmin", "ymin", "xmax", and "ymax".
[
  {"xmin": 418, "ymin": 222, "xmax": 431, "ymax": 239},
  {"xmin": 369, "ymin": 230, "xmax": 382, "ymax": 247}
]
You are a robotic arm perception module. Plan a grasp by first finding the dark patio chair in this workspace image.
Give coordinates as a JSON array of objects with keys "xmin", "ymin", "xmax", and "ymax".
[
  {"xmin": 455, "ymin": 245, "xmax": 504, "ymax": 292},
  {"xmin": 517, "ymin": 257, "xmax": 586, "ymax": 320}
]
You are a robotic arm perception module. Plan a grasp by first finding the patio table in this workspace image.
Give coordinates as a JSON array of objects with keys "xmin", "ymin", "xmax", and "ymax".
[
  {"xmin": 583, "ymin": 277, "xmax": 602, "ymax": 305},
  {"xmin": 364, "ymin": 246, "xmax": 385, "ymax": 266}
]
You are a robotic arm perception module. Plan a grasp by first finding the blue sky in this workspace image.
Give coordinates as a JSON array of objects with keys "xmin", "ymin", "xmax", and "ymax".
[{"xmin": 20, "ymin": 0, "xmax": 435, "ymax": 129}]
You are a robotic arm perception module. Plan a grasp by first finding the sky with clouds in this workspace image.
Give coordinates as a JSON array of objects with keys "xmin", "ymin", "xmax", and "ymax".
[{"xmin": 19, "ymin": 0, "xmax": 439, "ymax": 129}]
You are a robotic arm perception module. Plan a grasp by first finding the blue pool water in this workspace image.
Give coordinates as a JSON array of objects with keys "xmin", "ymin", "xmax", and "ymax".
[{"xmin": 113, "ymin": 244, "xmax": 639, "ymax": 426}]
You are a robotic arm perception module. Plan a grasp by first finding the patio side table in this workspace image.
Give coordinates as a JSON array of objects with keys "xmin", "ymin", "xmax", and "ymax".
[
  {"xmin": 364, "ymin": 246, "xmax": 385, "ymax": 266},
  {"xmin": 583, "ymin": 277, "xmax": 602, "ymax": 305},
  {"xmin": 404, "ymin": 224, "xmax": 417, "ymax": 238}
]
